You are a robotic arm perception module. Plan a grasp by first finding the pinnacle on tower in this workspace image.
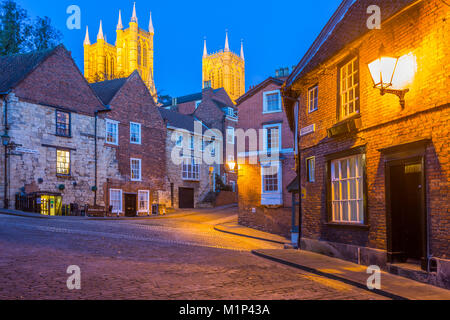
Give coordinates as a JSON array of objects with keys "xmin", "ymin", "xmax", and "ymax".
[
  {"xmin": 224, "ymin": 30, "xmax": 230, "ymax": 52},
  {"xmin": 84, "ymin": 26, "xmax": 91, "ymax": 45},
  {"xmin": 203, "ymin": 38, "xmax": 208, "ymax": 58},
  {"xmin": 97, "ymin": 20, "xmax": 104, "ymax": 40},
  {"xmin": 131, "ymin": 2, "xmax": 138, "ymax": 23},
  {"xmin": 117, "ymin": 10, "xmax": 123, "ymax": 30},
  {"xmin": 240, "ymin": 39, "xmax": 245, "ymax": 60},
  {"xmin": 149, "ymin": 11, "xmax": 154, "ymax": 33}
]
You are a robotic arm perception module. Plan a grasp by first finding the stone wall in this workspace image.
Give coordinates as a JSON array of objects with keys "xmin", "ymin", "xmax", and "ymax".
[
  {"xmin": 163, "ymin": 128, "xmax": 214, "ymax": 209},
  {"xmin": 2, "ymin": 94, "xmax": 117, "ymax": 208}
]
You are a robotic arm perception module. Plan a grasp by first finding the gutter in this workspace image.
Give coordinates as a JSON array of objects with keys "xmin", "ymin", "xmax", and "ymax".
[
  {"xmin": 1, "ymin": 91, "xmax": 10, "ymax": 209},
  {"xmin": 94, "ymin": 106, "xmax": 111, "ymax": 206}
]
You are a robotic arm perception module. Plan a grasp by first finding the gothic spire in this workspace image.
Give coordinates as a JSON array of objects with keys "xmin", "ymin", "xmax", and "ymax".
[
  {"xmin": 203, "ymin": 38, "xmax": 208, "ymax": 58},
  {"xmin": 97, "ymin": 20, "xmax": 104, "ymax": 40},
  {"xmin": 84, "ymin": 26, "xmax": 91, "ymax": 45},
  {"xmin": 117, "ymin": 10, "xmax": 123, "ymax": 30},
  {"xmin": 131, "ymin": 2, "xmax": 138, "ymax": 23},
  {"xmin": 224, "ymin": 30, "xmax": 230, "ymax": 52},
  {"xmin": 240, "ymin": 39, "xmax": 245, "ymax": 60},
  {"xmin": 148, "ymin": 11, "xmax": 154, "ymax": 33}
]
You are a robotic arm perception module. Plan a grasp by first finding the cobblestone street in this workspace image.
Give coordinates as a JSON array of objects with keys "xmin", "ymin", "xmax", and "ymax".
[{"xmin": 0, "ymin": 208, "xmax": 385, "ymax": 300}]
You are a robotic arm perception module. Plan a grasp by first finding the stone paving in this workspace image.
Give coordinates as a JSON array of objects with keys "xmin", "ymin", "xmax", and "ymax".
[{"xmin": 0, "ymin": 209, "xmax": 384, "ymax": 300}]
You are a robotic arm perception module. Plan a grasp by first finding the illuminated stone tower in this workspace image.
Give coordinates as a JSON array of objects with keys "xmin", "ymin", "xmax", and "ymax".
[
  {"xmin": 202, "ymin": 32, "xmax": 245, "ymax": 102},
  {"xmin": 83, "ymin": 3, "xmax": 156, "ymax": 98}
]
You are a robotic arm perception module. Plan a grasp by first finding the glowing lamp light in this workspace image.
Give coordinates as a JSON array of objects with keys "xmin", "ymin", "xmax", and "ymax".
[
  {"xmin": 368, "ymin": 46, "xmax": 410, "ymax": 108},
  {"xmin": 368, "ymin": 56, "xmax": 399, "ymax": 90},
  {"xmin": 227, "ymin": 161, "xmax": 237, "ymax": 172}
]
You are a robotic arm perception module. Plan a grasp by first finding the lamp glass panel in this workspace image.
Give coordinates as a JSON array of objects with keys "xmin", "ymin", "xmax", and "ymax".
[{"xmin": 368, "ymin": 57, "xmax": 398, "ymax": 87}]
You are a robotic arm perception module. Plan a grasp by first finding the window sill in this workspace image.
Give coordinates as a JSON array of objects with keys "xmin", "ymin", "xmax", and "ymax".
[
  {"xmin": 263, "ymin": 110, "xmax": 282, "ymax": 115},
  {"xmin": 55, "ymin": 134, "xmax": 72, "ymax": 139},
  {"xmin": 182, "ymin": 179, "xmax": 200, "ymax": 182},
  {"xmin": 56, "ymin": 174, "xmax": 72, "ymax": 179},
  {"xmin": 325, "ymin": 222, "xmax": 369, "ymax": 230}
]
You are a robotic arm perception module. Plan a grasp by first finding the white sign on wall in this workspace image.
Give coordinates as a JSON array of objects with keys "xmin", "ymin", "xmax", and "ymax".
[
  {"xmin": 15, "ymin": 147, "xmax": 40, "ymax": 155},
  {"xmin": 300, "ymin": 124, "xmax": 316, "ymax": 137}
]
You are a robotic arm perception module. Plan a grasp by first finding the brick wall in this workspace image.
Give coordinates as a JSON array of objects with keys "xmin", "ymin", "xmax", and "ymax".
[
  {"xmin": 99, "ymin": 72, "xmax": 167, "ymax": 215},
  {"xmin": 236, "ymin": 80, "xmax": 297, "ymax": 237},
  {"xmin": 292, "ymin": 0, "xmax": 449, "ymax": 259}
]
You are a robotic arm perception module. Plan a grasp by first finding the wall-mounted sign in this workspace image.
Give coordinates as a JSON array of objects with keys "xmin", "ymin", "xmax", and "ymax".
[
  {"xmin": 301, "ymin": 124, "xmax": 316, "ymax": 137},
  {"xmin": 15, "ymin": 147, "xmax": 39, "ymax": 155}
]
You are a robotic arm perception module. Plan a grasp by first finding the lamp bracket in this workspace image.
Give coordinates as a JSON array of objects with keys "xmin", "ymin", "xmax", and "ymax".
[{"xmin": 380, "ymin": 88, "xmax": 410, "ymax": 109}]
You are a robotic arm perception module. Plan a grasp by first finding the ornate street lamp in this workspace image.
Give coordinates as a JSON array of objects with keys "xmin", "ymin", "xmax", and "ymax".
[{"xmin": 368, "ymin": 46, "xmax": 410, "ymax": 108}]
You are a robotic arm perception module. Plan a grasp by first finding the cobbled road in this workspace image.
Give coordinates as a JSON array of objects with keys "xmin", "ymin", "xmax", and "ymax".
[{"xmin": 0, "ymin": 207, "xmax": 385, "ymax": 300}]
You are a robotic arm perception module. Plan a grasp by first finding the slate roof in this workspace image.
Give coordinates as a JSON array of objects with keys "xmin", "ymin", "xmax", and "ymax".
[
  {"xmin": 90, "ymin": 77, "xmax": 128, "ymax": 105},
  {"xmin": 287, "ymin": 0, "xmax": 420, "ymax": 86},
  {"xmin": 235, "ymin": 77, "xmax": 285, "ymax": 105},
  {"xmin": 0, "ymin": 46, "xmax": 58, "ymax": 94},
  {"xmin": 159, "ymin": 108, "xmax": 206, "ymax": 133},
  {"xmin": 162, "ymin": 88, "xmax": 222, "ymax": 107}
]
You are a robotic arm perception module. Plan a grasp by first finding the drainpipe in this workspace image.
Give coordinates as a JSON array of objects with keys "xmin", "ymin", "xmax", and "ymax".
[
  {"xmin": 1, "ymin": 93, "xmax": 9, "ymax": 209},
  {"xmin": 94, "ymin": 107, "xmax": 111, "ymax": 206}
]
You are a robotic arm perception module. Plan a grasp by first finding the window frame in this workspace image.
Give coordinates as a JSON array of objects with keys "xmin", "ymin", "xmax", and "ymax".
[
  {"xmin": 326, "ymin": 150, "xmax": 367, "ymax": 226},
  {"xmin": 263, "ymin": 123, "xmax": 282, "ymax": 153},
  {"xmin": 130, "ymin": 122, "xmax": 142, "ymax": 145},
  {"xmin": 337, "ymin": 55, "xmax": 360, "ymax": 121},
  {"xmin": 306, "ymin": 156, "xmax": 316, "ymax": 183},
  {"xmin": 138, "ymin": 190, "xmax": 150, "ymax": 214},
  {"xmin": 263, "ymin": 90, "xmax": 282, "ymax": 114},
  {"xmin": 227, "ymin": 126, "xmax": 235, "ymax": 145},
  {"xmin": 308, "ymin": 84, "xmax": 319, "ymax": 113},
  {"xmin": 109, "ymin": 189, "xmax": 123, "ymax": 214},
  {"xmin": 55, "ymin": 110, "xmax": 71, "ymax": 137},
  {"xmin": 182, "ymin": 157, "xmax": 200, "ymax": 181},
  {"xmin": 260, "ymin": 161, "xmax": 283, "ymax": 205},
  {"xmin": 130, "ymin": 158, "xmax": 142, "ymax": 182},
  {"xmin": 56, "ymin": 149, "xmax": 71, "ymax": 176},
  {"xmin": 106, "ymin": 119, "xmax": 119, "ymax": 146}
]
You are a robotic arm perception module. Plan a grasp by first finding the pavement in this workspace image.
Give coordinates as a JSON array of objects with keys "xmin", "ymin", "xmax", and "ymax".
[
  {"xmin": 0, "ymin": 206, "xmax": 448, "ymax": 300},
  {"xmin": 215, "ymin": 221, "xmax": 450, "ymax": 300}
]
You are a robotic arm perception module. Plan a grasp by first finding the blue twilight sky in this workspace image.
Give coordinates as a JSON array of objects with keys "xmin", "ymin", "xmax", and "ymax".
[{"xmin": 15, "ymin": 0, "xmax": 342, "ymax": 98}]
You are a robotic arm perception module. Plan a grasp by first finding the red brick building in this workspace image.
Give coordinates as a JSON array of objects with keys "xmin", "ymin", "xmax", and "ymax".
[
  {"xmin": 91, "ymin": 71, "xmax": 167, "ymax": 216},
  {"xmin": 283, "ymin": 0, "xmax": 449, "ymax": 288},
  {"xmin": 236, "ymin": 77, "xmax": 297, "ymax": 238}
]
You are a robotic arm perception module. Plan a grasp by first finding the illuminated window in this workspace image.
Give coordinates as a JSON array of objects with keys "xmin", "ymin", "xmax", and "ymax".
[
  {"xmin": 131, "ymin": 158, "xmax": 142, "ymax": 181},
  {"xmin": 130, "ymin": 122, "xmax": 141, "ymax": 144},
  {"xmin": 263, "ymin": 90, "xmax": 281, "ymax": 113},
  {"xmin": 56, "ymin": 149, "xmax": 70, "ymax": 175},
  {"xmin": 308, "ymin": 85, "xmax": 319, "ymax": 113},
  {"xmin": 138, "ymin": 190, "xmax": 150, "ymax": 213},
  {"xmin": 106, "ymin": 119, "xmax": 119, "ymax": 145},
  {"xmin": 56, "ymin": 111, "xmax": 71, "ymax": 137},
  {"xmin": 339, "ymin": 57, "xmax": 359, "ymax": 119},
  {"xmin": 183, "ymin": 157, "xmax": 200, "ymax": 181},
  {"xmin": 331, "ymin": 154, "xmax": 364, "ymax": 224},
  {"xmin": 110, "ymin": 189, "xmax": 122, "ymax": 213}
]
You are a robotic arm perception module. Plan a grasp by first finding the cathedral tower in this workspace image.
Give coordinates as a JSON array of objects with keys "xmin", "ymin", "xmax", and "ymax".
[
  {"xmin": 83, "ymin": 3, "xmax": 156, "ymax": 98},
  {"xmin": 202, "ymin": 32, "xmax": 245, "ymax": 102}
]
